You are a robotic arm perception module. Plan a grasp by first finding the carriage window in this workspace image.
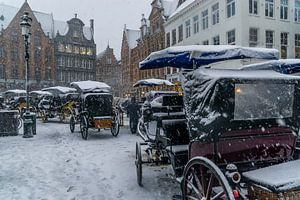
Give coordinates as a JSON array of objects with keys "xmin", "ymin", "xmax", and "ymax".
[{"xmin": 234, "ymin": 83, "xmax": 294, "ymax": 120}]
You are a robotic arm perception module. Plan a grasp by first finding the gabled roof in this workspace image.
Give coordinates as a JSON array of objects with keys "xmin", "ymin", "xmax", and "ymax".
[
  {"xmin": 125, "ymin": 29, "xmax": 140, "ymax": 49},
  {"xmin": 161, "ymin": 0, "xmax": 179, "ymax": 18},
  {"xmin": 0, "ymin": 3, "xmax": 93, "ymax": 40},
  {"xmin": 168, "ymin": 0, "xmax": 196, "ymax": 19}
]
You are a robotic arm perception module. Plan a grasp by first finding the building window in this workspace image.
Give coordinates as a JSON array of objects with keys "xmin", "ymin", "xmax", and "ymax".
[
  {"xmin": 178, "ymin": 25, "xmax": 183, "ymax": 42},
  {"xmin": 166, "ymin": 32, "xmax": 171, "ymax": 47},
  {"xmin": 212, "ymin": 3, "xmax": 219, "ymax": 25},
  {"xmin": 202, "ymin": 10, "xmax": 208, "ymax": 30},
  {"xmin": 295, "ymin": 34, "xmax": 300, "ymax": 58},
  {"xmin": 295, "ymin": 0, "xmax": 300, "ymax": 22},
  {"xmin": 266, "ymin": 30, "xmax": 274, "ymax": 48},
  {"xmin": 11, "ymin": 48, "xmax": 18, "ymax": 61},
  {"xmin": 249, "ymin": 0, "xmax": 258, "ymax": 14},
  {"xmin": 249, "ymin": 28, "xmax": 258, "ymax": 47},
  {"xmin": 74, "ymin": 46, "xmax": 80, "ymax": 54},
  {"xmin": 193, "ymin": 15, "xmax": 199, "ymax": 34},
  {"xmin": 80, "ymin": 47, "xmax": 86, "ymax": 55},
  {"xmin": 213, "ymin": 35, "xmax": 220, "ymax": 45},
  {"xmin": 227, "ymin": 29, "xmax": 236, "ymax": 44},
  {"xmin": 202, "ymin": 40, "xmax": 209, "ymax": 45},
  {"xmin": 265, "ymin": 0, "xmax": 274, "ymax": 18},
  {"xmin": 34, "ymin": 35, "xmax": 41, "ymax": 47},
  {"xmin": 66, "ymin": 44, "xmax": 72, "ymax": 53},
  {"xmin": 58, "ymin": 43, "xmax": 65, "ymax": 52},
  {"xmin": 0, "ymin": 47, "xmax": 5, "ymax": 58},
  {"xmin": 0, "ymin": 64, "xmax": 5, "ymax": 79},
  {"xmin": 107, "ymin": 58, "xmax": 112, "ymax": 64},
  {"xmin": 172, "ymin": 29, "xmax": 176, "ymax": 45},
  {"xmin": 11, "ymin": 65, "xmax": 18, "ymax": 79},
  {"xmin": 10, "ymin": 32, "xmax": 18, "ymax": 42},
  {"xmin": 227, "ymin": 0, "xmax": 235, "ymax": 18},
  {"xmin": 73, "ymin": 30, "xmax": 79, "ymax": 38},
  {"xmin": 185, "ymin": 19, "xmax": 191, "ymax": 38},
  {"xmin": 281, "ymin": 32, "xmax": 288, "ymax": 58},
  {"xmin": 280, "ymin": 0, "xmax": 288, "ymax": 20}
]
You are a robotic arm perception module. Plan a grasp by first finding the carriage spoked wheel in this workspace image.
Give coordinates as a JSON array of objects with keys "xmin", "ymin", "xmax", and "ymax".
[
  {"xmin": 69, "ymin": 115, "xmax": 75, "ymax": 133},
  {"xmin": 111, "ymin": 112, "xmax": 120, "ymax": 137},
  {"xmin": 135, "ymin": 142, "xmax": 143, "ymax": 187},
  {"xmin": 80, "ymin": 115, "xmax": 89, "ymax": 140},
  {"xmin": 182, "ymin": 157, "xmax": 235, "ymax": 200}
]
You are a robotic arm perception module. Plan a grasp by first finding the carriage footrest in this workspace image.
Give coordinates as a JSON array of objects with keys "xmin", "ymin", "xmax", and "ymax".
[
  {"xmin": 243, "ymin": 159, "xmax": 300, "ymax": 200},
  {"xmin": 166, "ymin": 145, "xmax": 188, "ymax": 178}
]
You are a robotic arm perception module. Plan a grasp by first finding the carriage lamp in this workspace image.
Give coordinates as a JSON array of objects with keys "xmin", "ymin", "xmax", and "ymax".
[{"xmin": 20, "ymin": 11, "xmax": 33, "ymax": 138}]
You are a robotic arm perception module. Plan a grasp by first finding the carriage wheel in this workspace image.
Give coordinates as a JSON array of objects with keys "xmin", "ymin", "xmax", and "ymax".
[
  {"xmin": 135, "ymin": 142, "xmax": 143, "ymax": 187},
  {"xmin": 182, "ymin": 157, "xmax": 235, "ymax": 200},
  {"xmin": 80, "ymin": 116, "xmax": 88, "ymax": 140},
  {"xmin": 16, "ymin": 116, "xmax": 23, "ymax": 130},
  {"xmin": 69, "ymin": 115, "xmax": 75, "ymax": 133},
  {"xmin": 111, "ymin": 113, "xmax": 120, "ymax": 137},
  {"xmin": 41, "ymin": 111, "xmax": 48, "ymax": 123}
]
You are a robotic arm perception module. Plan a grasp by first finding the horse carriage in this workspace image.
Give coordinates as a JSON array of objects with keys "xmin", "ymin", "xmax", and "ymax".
[
  {"xmin": 136, "ymin": 45, "xmax": 300, "ymax": 199},
  {"xmin": 39, "ymin": 86, "xmax": 77, "ymax": 122},
  {"xmin": 69, "ymin": 81, "xmax": 120, "ymax": 140}
]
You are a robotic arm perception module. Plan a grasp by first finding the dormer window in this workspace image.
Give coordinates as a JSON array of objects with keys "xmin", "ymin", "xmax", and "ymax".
[{"xmin": 73, "ymin": 30, "xmax": 79, "ymax": 38}]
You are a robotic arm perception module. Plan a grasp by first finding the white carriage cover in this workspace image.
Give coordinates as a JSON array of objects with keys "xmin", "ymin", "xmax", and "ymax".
[{"xmin": 70, "ymin": 80, "xmax": 111, "ymax": 93}]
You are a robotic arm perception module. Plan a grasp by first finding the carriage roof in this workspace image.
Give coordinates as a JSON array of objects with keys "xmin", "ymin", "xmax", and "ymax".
[
  {"xmin": 29, "ymin": 90, "xmax": 53, "ymax": 96},
  {"xmin": 70, "ymin": 80, "xmax": 111, "ymax": 94},
  {"xmin": 4, "ymin": 89, "xmax": 26, "ymax": 95},
  {"xmin": 133, "ymin": 78, "xmax": 174, "ymax": 87},
  {"xmin": 42, "ymin": 86, "xmax": 76, "ymax": 94},
  {"xmin": 139, "ymin": 45, "xmax": 279, "ymax": 70}
]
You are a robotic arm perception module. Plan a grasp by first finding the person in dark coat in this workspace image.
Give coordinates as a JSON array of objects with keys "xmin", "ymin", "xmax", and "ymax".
[{"xmin": 127, "ymin": 97, "xmax": 140, "ymax": 134}]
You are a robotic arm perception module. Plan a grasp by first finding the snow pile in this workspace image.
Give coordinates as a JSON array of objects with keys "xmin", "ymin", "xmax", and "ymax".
[
  {"xmin": 70, "ymin": 80, "xmax": 111, "ymax": 93},
  {"xmin": 133, "ymin": 78, "xmax": 174, "ymax": 87},
  {"xmin": 42, "ymin": 86, "xmax": 76, "ymax": 94},
  {"xmin": 243, "ymin": 159, "xmax": 300, "ymax": 192}
]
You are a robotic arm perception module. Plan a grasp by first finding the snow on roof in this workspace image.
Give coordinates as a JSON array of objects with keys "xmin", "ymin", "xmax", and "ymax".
[
  {"xmin": 53, "ymin": 20, "xmax": 69, "ymax": 36},
  {"xmin": 168, "ymin": 0, "xmax": 196, "ymax": 19},
  {"xmin": 140, "ymin": 45, "xmax": 279, "ymax": 70},
  {"xmin": 126, "ymin": 29, "xmax": 140, "ymax": 49},
  {"xmin": 4, "ymin": 89, "xmax": 26, "ymax": 94},
  {"xmin": 97, "ymin": 50, "xmax": 106, "ymax": 59},
  {"xmin": 243, "ymin": 159, "xmax": 300, "ymax": 192},
  {"xmin": 133, "ymin": 78, "xmax": 174, "ymax": 87},
  {"xmin": 33, "ymin": 11, "xmax": 54, "ymax": 38},
  {"xmin": 241, "ymin": 59, "xmax": 300, "ymax": 74},
  {"xmin": 161, "ymin": 0, "xmax": 179, "ymax": 18},
  {"xmin": 70, "ymin": 80, "xmax": 111, "ymax": 93},
  {"xmin": 29, "ymin": 90, "xmax": 52, "ymax": 96},
  {"xmin": 0, "ymin": 3, "xmax": 19, "ymax": 29},
  {"xmin": 42, "ymin": 86, "xmax": 76, "ymax": 94}
]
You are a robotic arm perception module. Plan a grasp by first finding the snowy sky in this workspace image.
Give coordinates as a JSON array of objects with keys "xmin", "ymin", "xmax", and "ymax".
[{"xmin": 1, "ymin": 0, "xmax": 152, "ymax": 59}]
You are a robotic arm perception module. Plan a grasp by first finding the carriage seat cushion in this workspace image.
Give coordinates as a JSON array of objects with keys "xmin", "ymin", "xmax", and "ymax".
[
  {"xmin": 166, "ymin": 144, "xmax": 189, "ymax": 154},
  {"xmin": 243, "ymin": 159, "xmax": 300, "ymax": 193},
  {"xmin": 152, "ymin": 112, "xmax": 185, "ymax": 120}
]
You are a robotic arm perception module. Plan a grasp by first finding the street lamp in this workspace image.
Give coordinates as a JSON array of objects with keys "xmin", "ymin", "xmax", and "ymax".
[{"xmin": 20, "ymin": 11, "xmax": 33, "ymax": 138}]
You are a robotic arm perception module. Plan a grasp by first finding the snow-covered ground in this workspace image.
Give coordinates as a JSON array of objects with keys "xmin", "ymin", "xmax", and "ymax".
[{"xmin": 0, "ymin": 117, "xmax": 180, "ymax": 200}]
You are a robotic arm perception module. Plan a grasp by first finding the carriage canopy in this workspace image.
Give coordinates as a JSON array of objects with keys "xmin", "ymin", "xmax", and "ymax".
[
  {"xmin": 70, "ymin": 80, "xmax": 111, "ymax": 93},
  {"xmin": 184, "ymin": 68, "xmax": 300, "ymax": 139},
  {"xmin": 133, "ymin": 78, "xmax": 174, "ymax": 87},
  {"xmin": 139, "ymin": 45, "xmax": 279, "ymax": 70}
]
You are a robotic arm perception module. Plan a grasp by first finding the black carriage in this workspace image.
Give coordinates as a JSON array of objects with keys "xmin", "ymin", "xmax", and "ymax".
[
  {"xmin": 69, "ymin": 81, "xmax": 120, "ymax": 140},
  {"xmin": 137, "ymin": 45, "xmax": 300, "ymax": 199}
]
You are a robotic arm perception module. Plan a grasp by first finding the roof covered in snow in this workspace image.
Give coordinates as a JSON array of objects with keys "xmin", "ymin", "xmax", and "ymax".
[
  {"xmin": 160, "ymin": 0, "xmax": 179, "ymax": 18},
  {"xmin": 168, "ymin": 0, "xmax": 196, "ymax": 19},
  {"xmin": 140, "ymin": 45, "xmax": 279, "ymax": 70},
  {"xmin": 42, "ymin": 86, "xmax": 76, "ymax": 94},
  {"xmin": 70, "ymin": 80, "xmax": 111, "ymax": 93},
  {"xmin": 125, "ymin": 29, "xmax": 140, "ymax": 49},
  {"xmin": 241, "ymin": 59, "xmax": 300, "ymax": 74},
  {"xmin": 133, "ymin": 78, "xmax": 174, "ymax": 87},
  {"xmin": 0, "ymin": 3, "xmax": 92, "ymax": 40}
]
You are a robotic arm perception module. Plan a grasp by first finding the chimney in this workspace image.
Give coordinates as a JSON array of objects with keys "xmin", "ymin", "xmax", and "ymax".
[{"xmin": 90, "ymin": 19, "xmax": 94, "ymax": 39}]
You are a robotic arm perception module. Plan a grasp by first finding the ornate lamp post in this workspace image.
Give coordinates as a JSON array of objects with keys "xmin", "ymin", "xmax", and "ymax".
[{"xmin": 20, "ymin": 11, "xmax": 33, "ymax": 138}]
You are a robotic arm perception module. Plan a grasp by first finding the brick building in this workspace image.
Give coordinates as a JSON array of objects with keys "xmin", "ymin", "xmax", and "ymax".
[
  {"xmin": 0, "ymin": 1, "xmax": 55, "ymax": 91},
  {"xmin": 54, "ymin": 15, "xmax": 96, "ymax": 86},
  {"xmin": 96, "ymin": 45, "xmax": 121, "ymax": 96},
  {"xmin": 120, "ymin": 0, "xmax": 178, "ymax": 97}
]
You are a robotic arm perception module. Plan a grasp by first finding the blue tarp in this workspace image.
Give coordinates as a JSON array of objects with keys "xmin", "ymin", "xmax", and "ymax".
[
  {"xmin": 139, "ymin": 45, "xmax": 279, "ymax": 70},
  {"xmin": 241, "ymin": 59, "xmax": 300, "ymax": 74}
]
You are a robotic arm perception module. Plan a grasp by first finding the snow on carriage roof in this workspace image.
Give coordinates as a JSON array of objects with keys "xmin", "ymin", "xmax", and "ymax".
[
  {"xmin": 29, "ymin": 90, "xmax": 52, "ymax": 96},
  {"xmin": 139, "ymin": 45, "xmax": 279, "ymax": 70},
  {"xmin": 70, "ymin": 80, "xmax": 111, "ymax": 93},
  {"xmin": 133, "ymin": 78, "xmax": 174, "ymax": 87},
  {"xmin": 243, "ymin": 159, "xmax": 300, "ymax": 192},
  {"xmin": 241, "ymin": 59, "xmax": 300, "ymax": 74},
  {"xmin": 41, "ymin": 86, "xmax": 76, "ymax": 94},
  {"xmin": 194, "ymin": 68, "xmax": 300, "ymax": 81},
  {"xmin": 4, "ymin": 89, "xmax": 26, "ymax": 94}
]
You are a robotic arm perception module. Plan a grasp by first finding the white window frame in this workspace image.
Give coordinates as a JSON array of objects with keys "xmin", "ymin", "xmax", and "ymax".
[
  {"xmin": 185, "ymin": 19, "xmax": 191, "ymax": 38},
  {"xmin": 265, "ymin": 0, "xmax": 274, "ymax": 18},
  {"xmin": 249, "ymin": 0, "xmax": 258, "ymax": 15},
  {"xmin": 213, "ymin": 35, "xmax": 220, "ymax": 45},
  {"xmin": 227, "ymin": 0, "xmax": 236, "ymax": 18},
  {"xmin": 249, "ymin": 28, "xmax": 258, "ymax": 47},
  {"xmin": 193, "ymin": 15, "xmax": 199, "ymax": 34},
  {"xmin": 295, "ymin": 0, "xmax": 300, "ymax": 22},
  {"xmin": 202, "ymin": 9, "xmax": 208, "ymax": 30},
  {"xmin": 266, "ymin": 30, "xmax": 274, "ymax": 48},
  {"xmin": 227, "ymin": 29, "xmax": 236, "ymax": 44},
  {"xmin": 280, "ymin": 0, "xmax": 288, "ymax": 20},
  {"xmin": 295, "ymin": 33, "xmax": 300, "ymax": 58},
  {"xmin": 212, "ymin": 3, "xmax": 219, "ymax": 25}
]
